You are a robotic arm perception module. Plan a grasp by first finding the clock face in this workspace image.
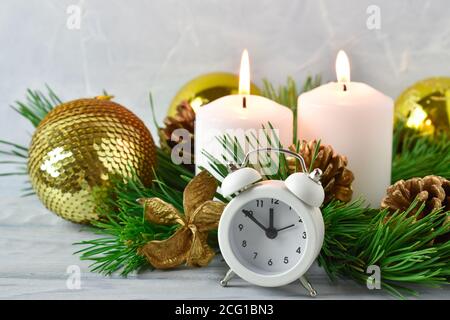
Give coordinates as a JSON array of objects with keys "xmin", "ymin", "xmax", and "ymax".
[{"xmin": 229, "ymin": 197, "xmax": 307, "ymax": 275}]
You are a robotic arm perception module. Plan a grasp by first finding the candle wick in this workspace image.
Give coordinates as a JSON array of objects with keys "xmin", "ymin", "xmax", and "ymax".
[
  {"xmin": 242, "ymin": 96, "xmax": 247, "ymax": 108},
  {"xmin": 343, "ymin": 83, "xmax": 347, "ymax": 91}
]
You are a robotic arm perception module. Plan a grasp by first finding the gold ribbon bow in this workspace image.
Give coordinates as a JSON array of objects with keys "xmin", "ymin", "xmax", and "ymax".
[{"xmin": 138, "ymin": 171, "xmax": 225, "ymax": 269}]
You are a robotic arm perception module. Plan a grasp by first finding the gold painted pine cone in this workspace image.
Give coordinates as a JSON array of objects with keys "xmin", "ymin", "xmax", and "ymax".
[
  {"xmin": 28, "ymin": 96, "xmax": 157, "ymax": 224},
  {"xmin": 288, "ymin": 140, "xmax": 354, "ymax": 204}
]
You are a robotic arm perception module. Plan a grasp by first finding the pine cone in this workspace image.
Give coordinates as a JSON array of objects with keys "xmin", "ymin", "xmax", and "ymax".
[
  {"xmin": 288, "ymin": 140, "xmax": 354, "ymax": 204},
  {"xmin": 381, "ymin": 175, "xmax": 449, "ymax": 216},
  {"xmin": 159, "ymin": 101, "xmax": 195, "ymax": 172},
  {"xmin": 381, "ymin": 175, "xmax": 449, "ymax": 242}
]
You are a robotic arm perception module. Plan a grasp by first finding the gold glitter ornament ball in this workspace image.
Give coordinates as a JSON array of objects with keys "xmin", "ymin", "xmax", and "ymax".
[
  {"xmin": 395, "ymin": 77, "xmax": 450, "ymax": 135},
  {"xmin": 167, "ymin": 72, "xmax": 261, "ymax": 116},
  {"xmin": 28, "ymin": 97, "xmax": 157, "ymax": 224}
]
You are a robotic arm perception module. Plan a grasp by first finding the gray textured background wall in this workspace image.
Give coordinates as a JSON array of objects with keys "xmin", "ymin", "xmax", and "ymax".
[{"xmin": 1, "ymin": 0, "xmax": 448, "ymax": 194}]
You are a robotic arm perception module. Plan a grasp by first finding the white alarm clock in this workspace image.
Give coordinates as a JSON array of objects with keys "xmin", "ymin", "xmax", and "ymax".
[{"xmin": 218, "ymin": 148, "xmax": 325, "ymax": 297}]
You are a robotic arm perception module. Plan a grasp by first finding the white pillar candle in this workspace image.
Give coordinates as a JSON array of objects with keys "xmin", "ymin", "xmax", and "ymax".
[
  {"xmin": 195, "ymin": 50, "xmax": 293, "ymax": 177},
  {"xmin": 297, "ymin": 51, "xmax": 393, "ymax": 207}
]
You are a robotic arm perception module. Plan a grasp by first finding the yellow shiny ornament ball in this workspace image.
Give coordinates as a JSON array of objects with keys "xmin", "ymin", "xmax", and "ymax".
[
  {"xmin": 168, "ymin": 72, "xmax": 261, "ymax": 116},
  {"xmin": 395, "ymin": 77, "xmax": 450, "ymax": 135},
  {"xmin": 28, "ymin": 97, "xmax": 157, "ymax": 224}
]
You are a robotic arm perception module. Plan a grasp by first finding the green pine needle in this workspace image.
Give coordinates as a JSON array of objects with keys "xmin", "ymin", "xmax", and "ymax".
[
  {"xmin": 392, "ymin": 122, "xmax": 450, "ymax": 181},
  {"xmin": 319, "ymin": 199, "xmax": 449, "ymax": 298},
  {"xmin": 11, "ymin": 85, "xmax": 61, "ymax": 127},
  {"xmin": 261, "ymin": 75, "xmax": 321, "ymax": 110},
  {"xmin": 318, "ymin": 199, "xmax": 375, "ymax": 280},
  {"xmin": 261, "ymin": 76, "xmax": 321, "ymax": 139},
  {"xmin": 308, "ymin": 139, "xmax": 321, "ymax": 172},
  {"xmin": 0, "ymin": 86, "xmax": 61, "ymax": 194}
]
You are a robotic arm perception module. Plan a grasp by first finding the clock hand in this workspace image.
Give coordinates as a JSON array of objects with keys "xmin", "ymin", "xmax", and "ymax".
[
  {"xmin": 269, "ymin": 208, "xmax": 274, "ymax": 229},
  {"xmin": 276, "ymin": 224, "xmax": 295, "ymax": 232},
  {"xmin": 242, "ymin": 210, "xmax": 267, "ymax": 232},
  {"xmin": 265, "ymin": 207, "xmax": 278, "ymax": 239}
]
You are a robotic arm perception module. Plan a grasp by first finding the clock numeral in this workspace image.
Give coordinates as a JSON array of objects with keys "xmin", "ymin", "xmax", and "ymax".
[
  {"xmin": 256, "ymin": 200, "xmax": 264, "ymax": 207},
  {"xmin": 242, "ymin": 240, "xmax": 247, "ymax": 248},
  {"xmin": 296, "ymin": 246, "xmax": 301, "ymax": 254},
  {"xmin": 238, "ymin": 224, "xmax": 243, "ymax": 231},
  {"xmin": 283, "ymin": 256, "xmax": 289, "ymax": 264},
  {"xmin": 271, "ymin": 199, "xmax": 279, "ymax": 205},
  {"xmin": 302, "ymin": 231, "xmax": 307, "ymax": 239},
  {"xmin": 253, "ymin": 252, "xmax": 258, "ymax": 259},
  {"xmin": 268, "ymin": 259, "xmax": 273, "ymax": 266}
]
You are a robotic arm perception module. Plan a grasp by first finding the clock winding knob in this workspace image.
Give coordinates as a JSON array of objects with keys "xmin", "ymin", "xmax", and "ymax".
[{"xmin": 309, "ymin": 168, "xmax": 323, "ymax": 183}]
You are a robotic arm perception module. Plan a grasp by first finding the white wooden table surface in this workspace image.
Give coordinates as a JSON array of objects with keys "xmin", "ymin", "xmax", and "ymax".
[{"xmin": 0, "ymin": 195, "xmax": 448, "ymax": 300}]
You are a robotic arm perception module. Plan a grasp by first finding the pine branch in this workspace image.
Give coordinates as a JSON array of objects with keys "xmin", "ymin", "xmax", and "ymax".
[
  {"xmin": 261, "ymin": 75, "xmax": 321, "ymax": 110},
  {"xmin": 317, "ymin": 200, "xmax": 375, "ymax": 279},
  {"xmin": 392, "ymin": 122, "xmax": 450, "ymax": 181},
  {"xmin": 156, "ymin": 148, "xmax": 195, "ymax": 192},
  {"xmin": 11, "ymin": 85, "xmax": 61, "ymax": 127},
  {"xmin": 318, "ymin": 199, "xmax": 449, "ymax": 298},
  {"xmin": 203, "ymin": 123, "xmax": 295, "ymax": 182},
  {"xmin": 0, "ymin": 86, "xmax": 61, "ymax": 194},
  {"xmin": 261, "ymin": 76, "xmax": 321, "ymax": 139},
  {"xmin": 0, "ymin": 140, "xmax": 28, "ymax": 184}
]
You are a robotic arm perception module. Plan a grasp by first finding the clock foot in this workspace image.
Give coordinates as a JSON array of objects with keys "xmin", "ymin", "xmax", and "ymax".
[
  {"xmin": 299, "ymin": 275, "xmax": 317, "ymax": 297},
  {"xmin": 220, "ymin": 269, "xmax": 235, "ymax": 287}
]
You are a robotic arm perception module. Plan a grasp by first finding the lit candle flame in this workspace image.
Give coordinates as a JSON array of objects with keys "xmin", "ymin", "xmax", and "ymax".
[
  {"xmin": 239, "ymin": 49, "xmax": 250, "ymax": 95},
  {"xmin": 336, "ymin": 50, "xmax": 351, "ymax": 84}
]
